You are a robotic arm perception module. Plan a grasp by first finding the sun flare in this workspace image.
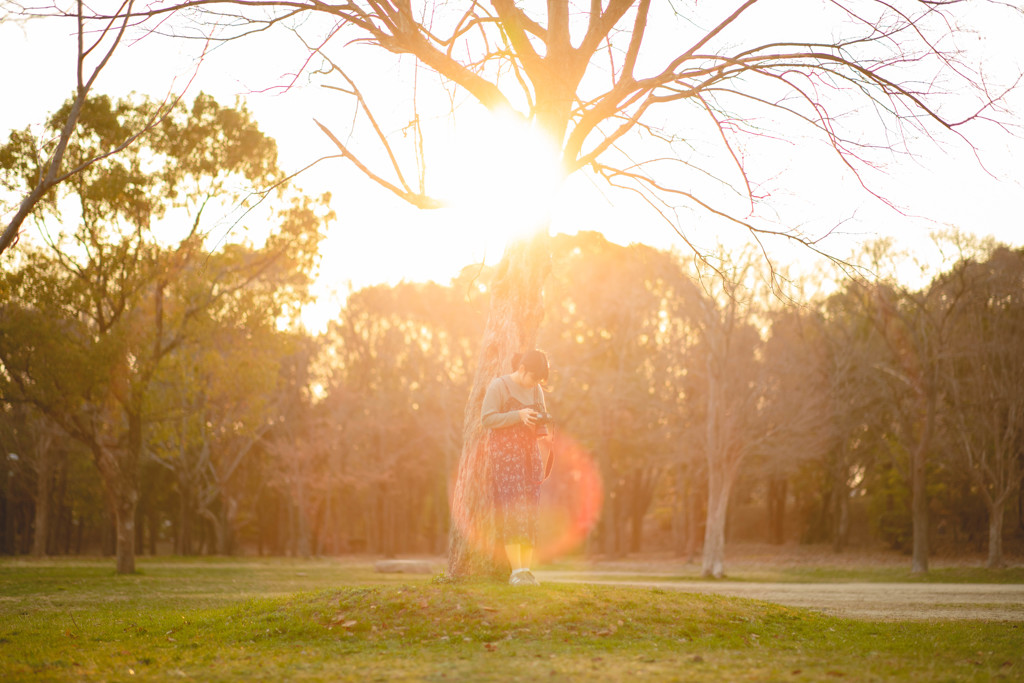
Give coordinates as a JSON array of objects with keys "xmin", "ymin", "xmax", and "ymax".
[
  {"xmin": 299, "ymin": 109, "xmax": 574, "ymax": 334},
  {"xmin": 433, "ymin": 108, "xmax": 566, "ymax": 255}
]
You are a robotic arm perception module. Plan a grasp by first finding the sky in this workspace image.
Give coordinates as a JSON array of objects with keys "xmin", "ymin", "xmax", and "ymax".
[{"xmin": 3, "ymin": 3, "xmax": 1024, "ymax": 331}]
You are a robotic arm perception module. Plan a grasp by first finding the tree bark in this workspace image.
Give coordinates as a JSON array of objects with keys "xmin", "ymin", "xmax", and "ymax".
[
  {"xmin": 93, "ymin": 441, "xmax": 139, "ymax": 573},
  {"xmin": 672, "ymin": 464, "xmax": 689, "ymax": 557},
  {"xmin": 987, "ymin": 498, "xmax": 1005, "ymax": 569},
  {"xmin": 293, "ymin": 480, "xmax": 311, "ymax": 558},
  {"xmin": 686, "ymin": 485, "xmax": 703, "ymax": 562},
  {"xmin": 113, "ymin": 496, "xmax": 138, "ymax": 574},
  {"xmin": 767, "ymin": 476, "xmax": 787, "ymax": 545},
  {"xmin": 702, "ymin": 463, "xmax": 732, "ymax": 579},
  {"xmin": 832, "ymin": 462, "xmax": 850, "ymax": 553},
  {"xmin": 447, "ymin": 233, "xmax": 550, "ymax": 578},
  {"xmin": 913, "ymin": 395, "xmax": 937, "ymax": 577},
  {"xmin": 30, "ymin": 456, "xmax": 54, "ymax": 557}
]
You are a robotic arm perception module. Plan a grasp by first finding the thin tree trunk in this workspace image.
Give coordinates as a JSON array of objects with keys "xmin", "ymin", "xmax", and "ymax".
[
  {"xmin": 294, "ymin": 480, "xmax": 311, "ymax": 558},
  {"xmin": 686, "ymin": 486, "xmax": 702, "ymax": 562},
  {"xmin": 835, "ymin": 487, "xmax": 850, "ymax": 553},
  {"xmin": 832, "ymin": 461, "xmax": 850, "ymax": 553},
  {"xmin": 447, "ymin": 234, "xmax": 550, "ymax": 578},
  {"xmin": 987, "ymin": 498, "xmax": 1005, "ymax": 569},
  {"xmin": 381, "ymin": 483, "xmax": 395, "ymax": 559},
  {"xmin": 910, "ymin": 438, "xmax": 929, "ymax": 574},
  {"xmin": 767, "ymin": 476, "xmax": 787, "ymax": 545},
  {"xmin": 211, "ymin": 505, "xmax": 229, "ymax": 555},
  {"xmin": 702, "ymin": 464, "xmax": 732, "ymax": 579},
  {"xmin": 610, "ymin": 490, "xmax": 626, "ymax": 559},
  {"xmin": 134, "ymin": 495, "xmax": 146, "ymax": 557},
  {"xmin": 177, "ymin": 482, "xmax": 192, "ymax": 555},
  {"xmin": 113, "ymin": 498, "xmax": 138, "ymax": 574},
  {"xmin": 672, "ymin": 464, "xmax": 688, "ymax": 557},
  {"xmin": 148, "ymin": 505, "xmax": 158, "ymax": 555},
  {"xmin": 31, "ymin": 459, "xmax": 54, "ymax": 557}
]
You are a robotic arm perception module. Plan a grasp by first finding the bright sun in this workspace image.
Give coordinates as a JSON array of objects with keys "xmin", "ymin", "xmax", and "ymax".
[
  {"xmin": 299, "ymin": 107, "xmax": 571, "ymax": 334},
  {"xmin": 432, "ymin": 108, "xmax": 566, "ymax": 257}
]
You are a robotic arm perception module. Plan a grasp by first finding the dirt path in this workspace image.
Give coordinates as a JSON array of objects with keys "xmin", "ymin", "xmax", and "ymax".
[{"xmin": 538, "ymin": 573, "xmax": 1024, "ymax": 621}]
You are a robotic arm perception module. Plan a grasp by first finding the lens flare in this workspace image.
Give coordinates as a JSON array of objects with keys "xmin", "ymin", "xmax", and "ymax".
[
  {"xmin": 535, "ymin": 431, "xmax": 603, "ymax": 562},
  {"xmin": 450, "ymin": 431, "xmax": 603, "ymax": 564}
]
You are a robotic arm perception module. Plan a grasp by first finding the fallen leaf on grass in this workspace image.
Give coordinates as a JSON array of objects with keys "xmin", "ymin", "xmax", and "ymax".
[
  {"xmin": 330, "ymin": 614, "xmax": 358, "ymax": 629},
  {"xmin": 484, "ymin": 643, "xmax": 498, "ymax": 652}
]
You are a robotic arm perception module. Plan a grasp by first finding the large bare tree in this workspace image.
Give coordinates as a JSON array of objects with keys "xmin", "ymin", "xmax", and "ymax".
[{"xmin": 17, "ymin": 0, "xmax": 1020, "ymax": 575}]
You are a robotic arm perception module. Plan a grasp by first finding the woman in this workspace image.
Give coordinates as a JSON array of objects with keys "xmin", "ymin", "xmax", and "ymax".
[{"xmin": 481, "ymin": 349, "xmax": 553, "ymax": 586}]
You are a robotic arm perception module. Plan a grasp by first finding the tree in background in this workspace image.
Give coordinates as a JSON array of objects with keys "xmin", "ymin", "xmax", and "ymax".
[
  {"xmin": 0, "ymin": 406, "xmax": 67, "ymax": 557},
  {"xmin": 805, "ymin": 284, "xmax": 891, "ymax": 552},
  {"xmin": 32, "ymin": 0, "xmax": 1014, "ymax": 576},
  {"xmin": 681, "ymin": 255, "xmax": 772, "ymax": 578},
  {"xmin": 541, "ymin": 232, "xmax": 690, "ymax": 558},
  {"xmin": 941, "ymin": 246, "xmax": 1024, "ymax": 568},
  {"xmin": 754, "ymin": 304, "xmax": 835, "ymax": 548},
  {"xmin": 0, "ymin": 94, "xmax": 325, "ymax": 572},
  {"xmin": 4, "ymin": 230, "xmax": 1024, "ymax": 560},
  {"xmin": 0, "ymin": 0, "xmax": 204, "ymax": 256},
  {"xmin": 860, "ymin": 246, "xmax": 971, "ymax": 574},
  {"xmin": 320, "ymin": 281, "xmax": 482, "ymax": 556}
]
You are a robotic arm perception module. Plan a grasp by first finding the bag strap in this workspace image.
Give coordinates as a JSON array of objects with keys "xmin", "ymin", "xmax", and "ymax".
[{"xmin": 498, "ymin": 376, "xmax": 513, "ymax": 411}]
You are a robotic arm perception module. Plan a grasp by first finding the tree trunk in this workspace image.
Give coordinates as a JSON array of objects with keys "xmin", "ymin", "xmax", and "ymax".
[
  {"xmin": 94, "ymin": 442, "xmax": 139, "ymax": 574},
  {"xmin": 767, "ymin": 476, "xmax": 786, "ymax": 545},
  {"xmin": 447, "ymin": 233, "xmax": 550, "ymax": 578},
  {"xmin": 135, "ymin": 495, "xmax": 146, "ymax": 557},
  {"xmin": 608, "ymin": 489, "xmax": 625, "ymax": 559},
  {"xmin": 702, "ymin": 465, "xmax": 732, "ymax": 578},
  {"xmin": 294, "ymin": 481, "xmax": 311, "ymax": 558},
  {"xmin": 31, "ymin": 458, "xmax": 54, "ymax": 558},
  {"xmin": 177, "ymin": 481, "xmax": 193, "ymax": 555},
  {"xmin": 834, "ymin": 487, "xmax": 850, "ymax": 553},
  {"xmin": 147, "ymin": 505, "xmax": 158, "ymax": 555},
  {"xmin": 910, "ymin": 438, "xmax": 929, "ymax": 574},
  {"xmin": 686, "ymin": 486, "xmax": 702, "ymax": 562},
  {"xmin": 987, "ymin": 498, "xmax": 1005, "ymax": 569},
  {"xmin": 113, "ymin": 496, "xmax": 138, "ymax": 574},
  {"xmin": 672, "ymin": 464, "xmax": 688, "ymax": 557},
  {"xmin": 206, "ymin": 505, "xmax": 229, "ymax": 555},
  {"xmin": 832, "ymin": 462, "xmax": 850, "ymax": 553},
  {"xmin": 381, "ymin": 483, "xmax": 395, "ymax": 559},
  {"xmin": 630, "ymin": 475, "xmax": 642, "ymax": 554}
]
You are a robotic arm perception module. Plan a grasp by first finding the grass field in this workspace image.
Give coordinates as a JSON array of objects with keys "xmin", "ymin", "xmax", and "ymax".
[
  {"xmin": 1, "ymin": 557, "xmax": 1022, "ymax": 681},
  {"xmin": 542, "ymin": 555, "xmax": 1024, "ymax": 584}
]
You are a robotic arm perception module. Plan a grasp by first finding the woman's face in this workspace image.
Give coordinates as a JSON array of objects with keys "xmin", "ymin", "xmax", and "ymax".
[{"xmin": 522, "ymin": 370, "xmax": 544, "ymax": 388}]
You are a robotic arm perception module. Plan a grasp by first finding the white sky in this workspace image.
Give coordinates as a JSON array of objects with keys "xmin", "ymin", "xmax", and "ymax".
[{"xmin": 2, "ymin": 3, "xmax": 1024, "ymax": 331}]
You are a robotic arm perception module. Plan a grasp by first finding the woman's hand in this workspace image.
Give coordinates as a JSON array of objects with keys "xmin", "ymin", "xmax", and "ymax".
[{"xmin": 518, "ymin": 408, "xmax": 538, "ymax": 426}]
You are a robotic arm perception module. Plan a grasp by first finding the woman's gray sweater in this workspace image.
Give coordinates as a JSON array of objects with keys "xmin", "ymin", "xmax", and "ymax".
[{"xmin": 481, "ymin": 375, "xmax": 549, "ymax": 433}]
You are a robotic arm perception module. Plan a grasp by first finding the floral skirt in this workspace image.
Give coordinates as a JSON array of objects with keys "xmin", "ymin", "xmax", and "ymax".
[{"xmin": 488, "ymin": 422, "xmax": 543, "ymax": 546}]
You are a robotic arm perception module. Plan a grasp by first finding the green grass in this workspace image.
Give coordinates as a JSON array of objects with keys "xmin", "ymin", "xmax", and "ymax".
[
  {"xmin": 544, "ymin": 558, "xmax": 1024, "ymax": 584},
  {"xmin": 1, "ymin": 558, "xmax": 1022, "ymax": 681},
  {"xmin": 735, "ymin": 565, "xmax": 1024, "ymax": 584}
]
